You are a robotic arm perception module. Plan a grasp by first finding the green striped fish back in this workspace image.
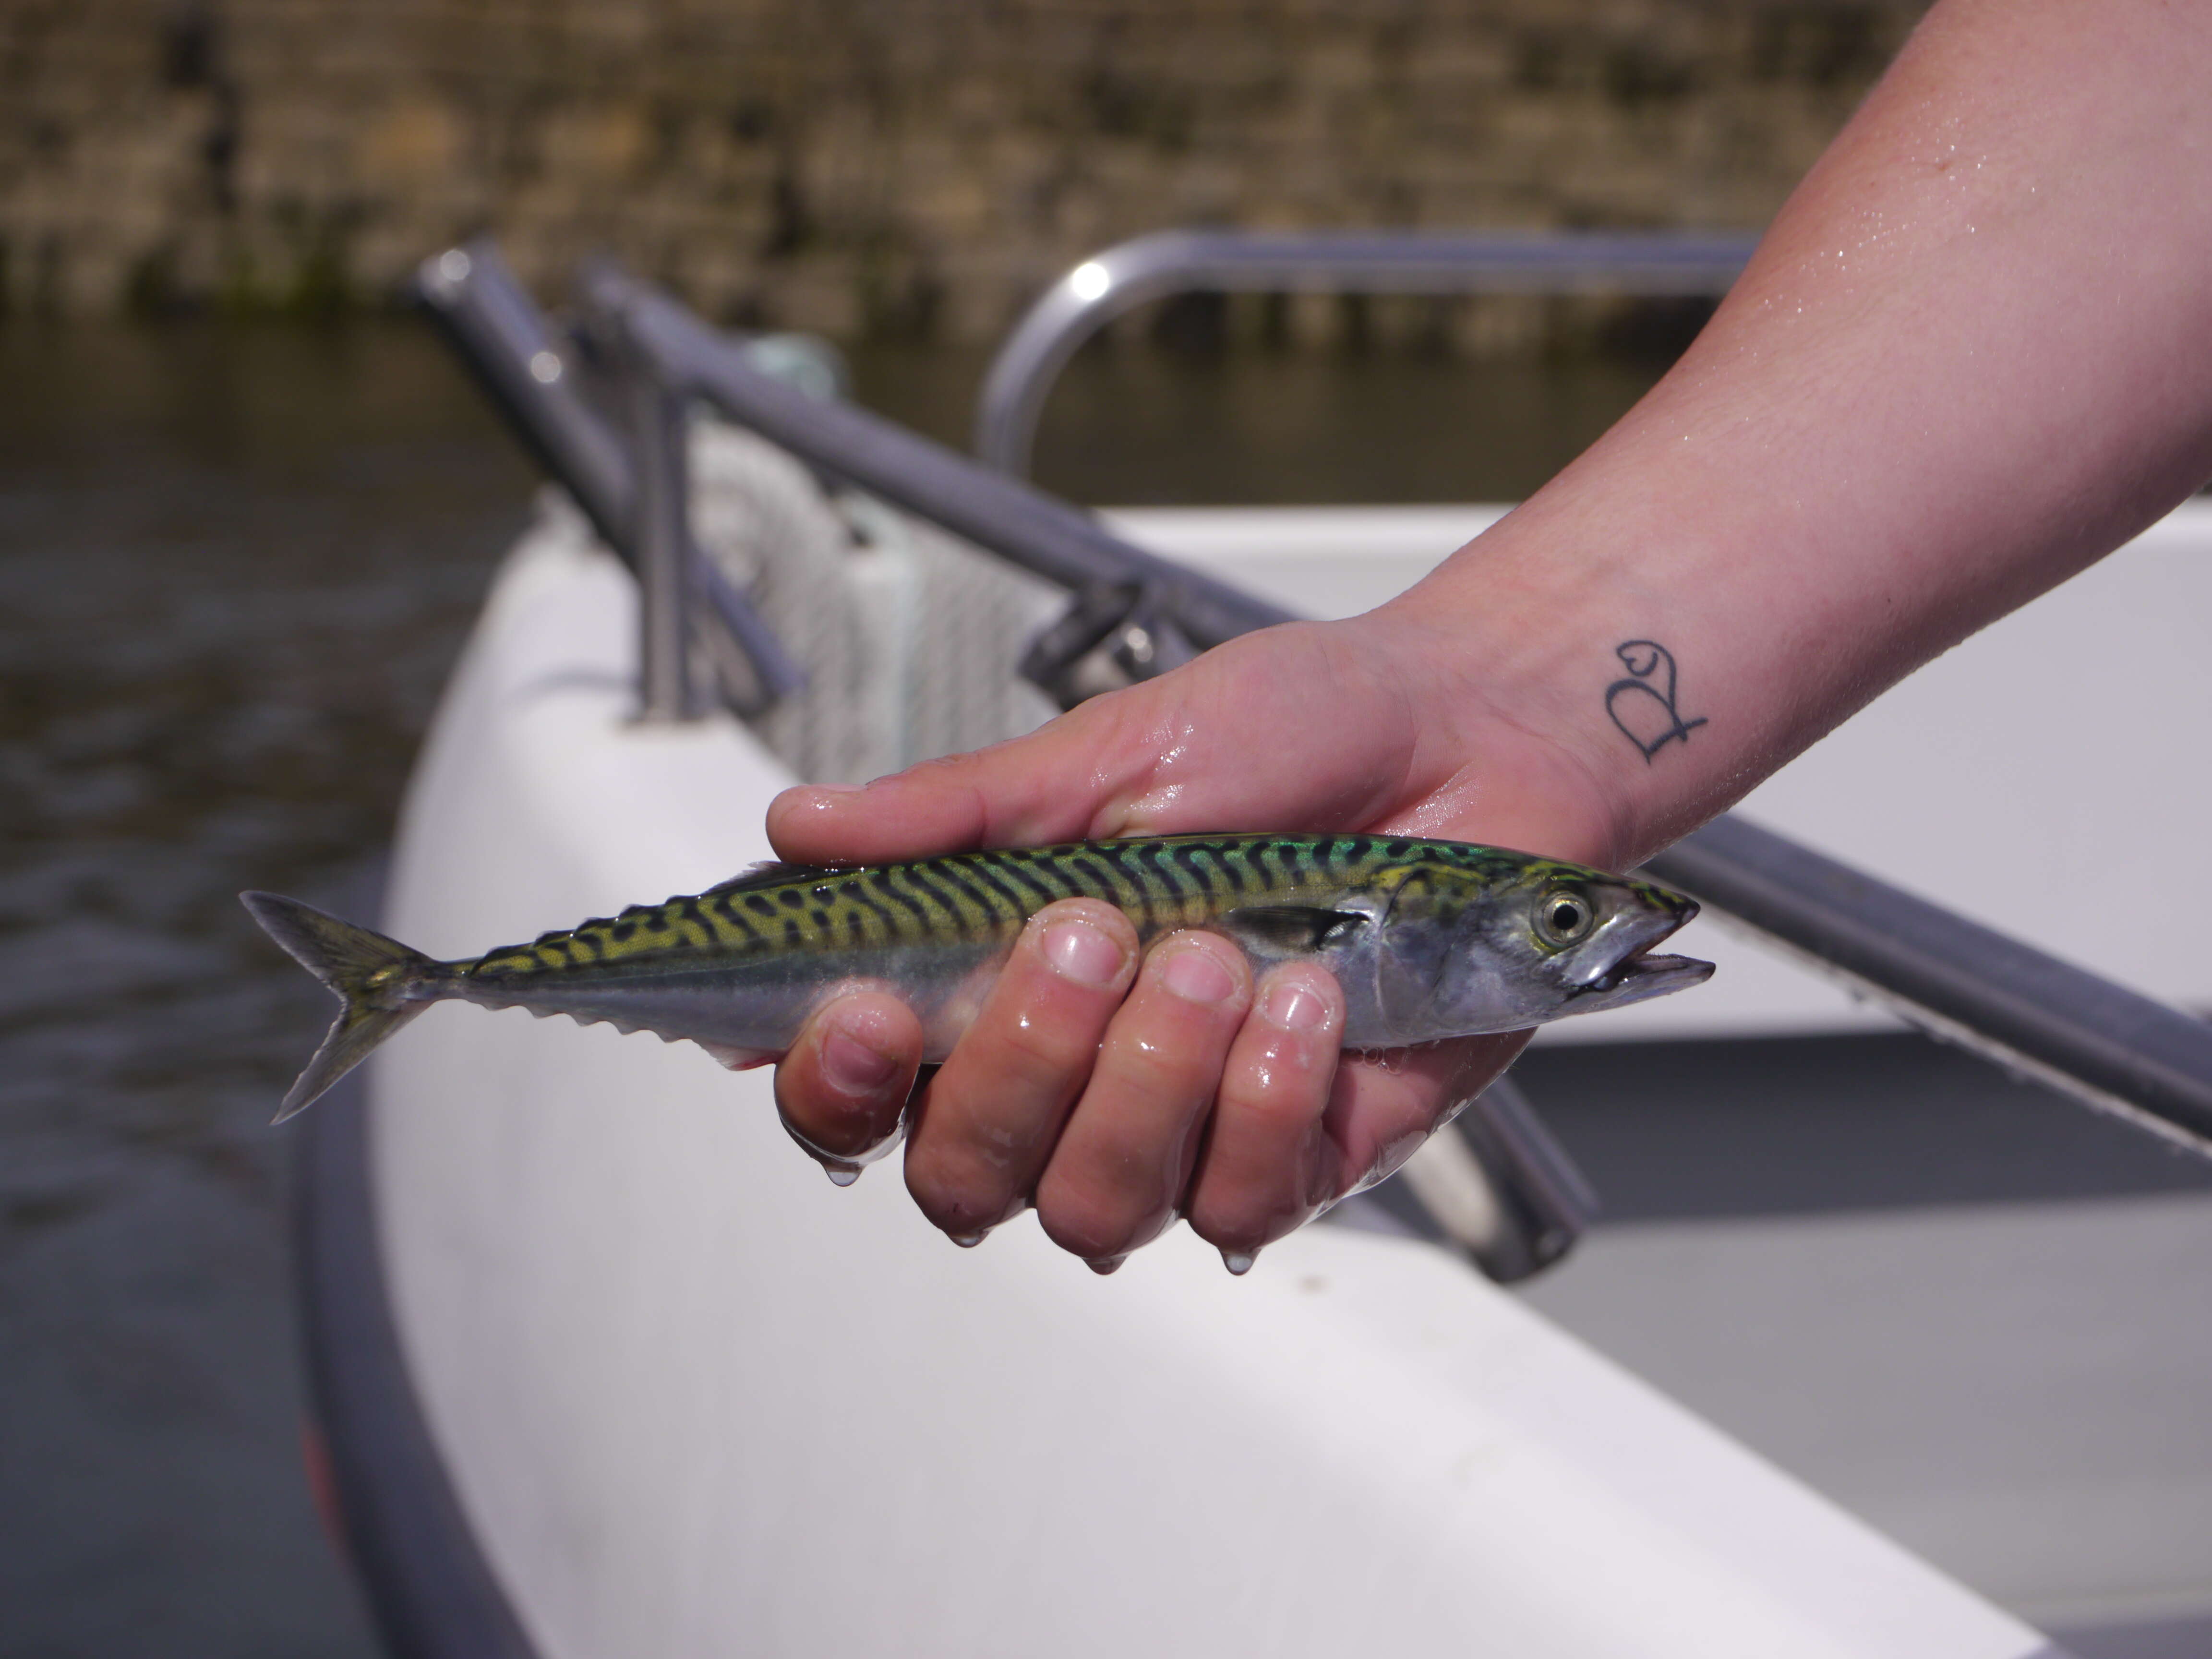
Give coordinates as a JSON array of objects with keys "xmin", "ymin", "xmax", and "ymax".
[{"xmin": 462, "ymin": 833, "xmax": 1544, "ymax": 979}]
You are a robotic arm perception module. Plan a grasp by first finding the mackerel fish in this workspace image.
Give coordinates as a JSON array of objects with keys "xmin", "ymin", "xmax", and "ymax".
[{"xmin": 243, "ymin": 833, "xmax": 1712, "ymax": 1123}]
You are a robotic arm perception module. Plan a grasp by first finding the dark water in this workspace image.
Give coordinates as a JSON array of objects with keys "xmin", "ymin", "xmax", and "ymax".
[
  {"xmin": 0, "ymin": 319, "xmax": 1669, "ymax": 1655},
  {"xmin": 0, "ymin": 320, "xmax": 529, "ymax": 1658},
  {"xmin": 855, "ymin": 340, "xmax": 1666, "ymax": 506}
]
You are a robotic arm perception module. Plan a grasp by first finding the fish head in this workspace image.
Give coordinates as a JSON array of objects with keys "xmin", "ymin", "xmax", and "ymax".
[{"xmin": 1376, "ymin": 860, "xmax": 1713, "ymax": 1038}]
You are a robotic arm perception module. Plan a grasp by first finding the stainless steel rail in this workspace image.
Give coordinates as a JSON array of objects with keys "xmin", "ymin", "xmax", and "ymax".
[
  {"xmin": 577, "ymin": 264, "xmax": 1299, "ymax": 653},
  {"xmin": 622, "ymin": 319, "xmax": 705, "ymax": 723},
  {"xmin": 413, "ymin": 243, "xmax": 805, "ymax": 716},
  {"xmin": 974, "ymin": 228, "xmax": 1760, "ymax": 476},
  {"xmin": 1645, "ymin": 819, "xmax": 2212, "ymax": 1154},
  {"xmin": 418, "ymin": 238, "xmax": 2212, "ymax": 1158}
]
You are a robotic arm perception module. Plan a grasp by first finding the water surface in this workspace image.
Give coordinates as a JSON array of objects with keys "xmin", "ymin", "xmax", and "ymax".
[{"xmin": 0, "ymin": 318, "xmax": 528, "ymax": 1657}]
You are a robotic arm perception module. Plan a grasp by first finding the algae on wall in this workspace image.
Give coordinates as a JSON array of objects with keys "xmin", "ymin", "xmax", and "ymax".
[{"xmin": 0, "ymin": 0, "xmax": 1928, "ymax": 343}]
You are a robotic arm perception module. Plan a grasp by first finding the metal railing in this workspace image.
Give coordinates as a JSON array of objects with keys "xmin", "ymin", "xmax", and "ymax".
[
  {"xmin": 974, "ymin": 228, "xmax": 1760, "ymax": 477},
  {"xmin": 413, "ymin": 237, "xmax": 2212, "ymax": 1171},
  {"xmin": 415, "ymin": 245, "xmax": 806, "ymax": 720}
]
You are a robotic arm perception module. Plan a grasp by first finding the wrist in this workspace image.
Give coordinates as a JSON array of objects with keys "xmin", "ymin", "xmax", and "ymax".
[
  {"xmin": 1361, "ymin": 506, "xmax": 1744, "ymax": 872},
  {"xmin": 1333, "ymin": 595, "xmax": 1642, "ymax": 873}
]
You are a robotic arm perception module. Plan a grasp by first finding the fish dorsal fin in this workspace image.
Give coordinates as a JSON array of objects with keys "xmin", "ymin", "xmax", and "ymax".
[
  {"xmin": 1216, "ymin": 906, "xmax": 1370, "ymax": 955},
  {"xmin": 702, "ymin": 860, "xmax": 833, "ymax": 896}
]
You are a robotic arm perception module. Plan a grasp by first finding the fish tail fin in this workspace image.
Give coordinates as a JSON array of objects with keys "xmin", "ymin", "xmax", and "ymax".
[{"xmin": 240, "ymin": 892, "xmax": 445, "ymax": 1124}]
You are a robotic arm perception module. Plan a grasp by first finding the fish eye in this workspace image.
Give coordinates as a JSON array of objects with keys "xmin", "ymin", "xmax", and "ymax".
[{"xmin": 1535, "ymin": 889, "xmax": 1595, "ymax": 948}]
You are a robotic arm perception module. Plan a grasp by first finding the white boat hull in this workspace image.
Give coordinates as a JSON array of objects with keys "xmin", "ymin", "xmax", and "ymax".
[{"xmin": 357, "ymin": 526, "xmax": 2056, "ymax": 1658}]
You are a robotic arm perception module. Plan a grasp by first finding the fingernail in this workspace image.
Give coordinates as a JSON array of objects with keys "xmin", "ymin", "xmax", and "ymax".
[
  {"xmin": 1087, "ymin": 1254, "xmax": 1127, "ymax": 1275},
  {"xmin": 823, "ymin": 1161, "xmax": 861, "ymax": 1187},
  {"xmin": 1161, "ymin": 944, "xmax": 1236, "ymax": 1004},
  {"xmin": 821, "ymin": 1027, "xmax": 899, "ymax": 1094},
  {"xmin": 1262, "ymin": 979, "xmax": 1328, "ymax": 1031},
  {"xmin": 1043, "ymin": 917, "xmax": 1125, "ymax": 986},
  {"xmin": 1221, "ymin": 1248, "xmax": 1257, "ymax": 1276},
  {"xmin": 813, "ymin": 781, "xmax": 865, "ymax": 794}
]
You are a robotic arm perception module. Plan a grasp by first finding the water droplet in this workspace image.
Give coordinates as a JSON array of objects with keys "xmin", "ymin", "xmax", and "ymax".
[
  {"xmin": 949, "ymin": 1230, "xmax": 986, "ymax": 1249},
  {"xmin": 1221, "ymin": 1250, "xmax": 1256, "ymax": 1276},
  {"xmin": 823, "ymin": 1163, "xmax": 860, "ymax": 1188},
  {"xmin": 1087, "ymin": 1255, "xmax": 1127, "ymax": 1275}
]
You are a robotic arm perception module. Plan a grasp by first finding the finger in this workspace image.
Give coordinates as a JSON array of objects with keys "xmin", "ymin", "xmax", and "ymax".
[
  {"xmin": 1185, "ymin": 962, "xmax": 1348, "ymax": 1268},
  {"xmin": 773, "ymin": 988, "xmax": 923, "ymax": 1183},
  {"xmin": 1321, "ymin": 1032, "xmax": 1533, "ymax": 1199},
  {"xmin": 1033, "ymin": 931, "xmax": 1253, "ymax": 1266},
  {"xmin": 903, "ymin": 898, "xmax": 1138, "ymax": 1240},
  {"xmin": 766, "ymin": 691, "xmax": 1154, "ymax": 865}
]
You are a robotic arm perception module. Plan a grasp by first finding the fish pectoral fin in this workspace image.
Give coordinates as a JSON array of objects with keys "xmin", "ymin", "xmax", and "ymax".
[{"xmin": 1216, "ymin": 906, "xmax": 1370, "ymax": 955}]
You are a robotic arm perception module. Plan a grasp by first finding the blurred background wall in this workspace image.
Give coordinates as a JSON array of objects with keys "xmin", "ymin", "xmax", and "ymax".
[{"xmin": 3, "ymin": 0, "xmax": 1926, "ymax": 340}]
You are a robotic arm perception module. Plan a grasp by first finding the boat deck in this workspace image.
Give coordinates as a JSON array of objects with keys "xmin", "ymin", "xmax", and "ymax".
[{"xmin": 1514, "ymin": 1034, "xmax": 2212, "ymax": 1651}]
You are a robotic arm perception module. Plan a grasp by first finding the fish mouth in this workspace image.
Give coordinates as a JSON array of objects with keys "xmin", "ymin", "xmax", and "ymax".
[
  {"xmin": 1566, "ymin": 893, "xmax": 1712, "ymax": 1007},
  {"xmin": 1580, "ymin": 949, "xmax": 1716, "ymax": 1001}
]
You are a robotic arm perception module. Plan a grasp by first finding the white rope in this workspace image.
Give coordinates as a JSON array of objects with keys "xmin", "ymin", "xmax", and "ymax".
[{"xmin": 688, "ymin": 421, "xmax": 1063, "ymax": 784}]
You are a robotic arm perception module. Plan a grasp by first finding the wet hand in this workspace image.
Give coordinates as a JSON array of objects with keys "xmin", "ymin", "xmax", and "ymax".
[
  {"xmin": 766, "ymin": 612, "xmax": 1612, "ymax": 1269},
  {"xmin": 774, "ymin": 897, "xmax": 1526, "ymax": 1269}
]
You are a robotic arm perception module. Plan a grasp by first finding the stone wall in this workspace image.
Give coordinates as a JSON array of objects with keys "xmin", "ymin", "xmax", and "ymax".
[{"xmin": 0, "ymin": 0, "xmax": 1929, "ymax": 341}]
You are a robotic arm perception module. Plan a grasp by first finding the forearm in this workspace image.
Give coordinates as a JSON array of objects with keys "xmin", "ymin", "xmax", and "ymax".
[{"xmin": 1389, "ymin": 0, "xmax": 2212, "ymax": 865}]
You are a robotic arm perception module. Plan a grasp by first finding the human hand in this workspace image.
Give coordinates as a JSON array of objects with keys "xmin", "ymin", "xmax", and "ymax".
[
  {"xmin": 764, "ymin": 605, "xmax": 1625, "ymax": 1271},
  {"xmin": 772, "ymin": 0, "xmax": 2212, "ymax": 1271}
]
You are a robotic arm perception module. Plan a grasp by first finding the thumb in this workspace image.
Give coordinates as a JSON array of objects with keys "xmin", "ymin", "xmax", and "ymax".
[{"xmin": 767, "ymin": 622, "xmax": 1422, "ymax": 866}]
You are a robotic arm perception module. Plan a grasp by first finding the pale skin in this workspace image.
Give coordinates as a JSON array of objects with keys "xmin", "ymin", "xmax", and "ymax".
[{"xmin": 768, "ymin": 0, "xmax": 2212, "ymax": 1270}]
